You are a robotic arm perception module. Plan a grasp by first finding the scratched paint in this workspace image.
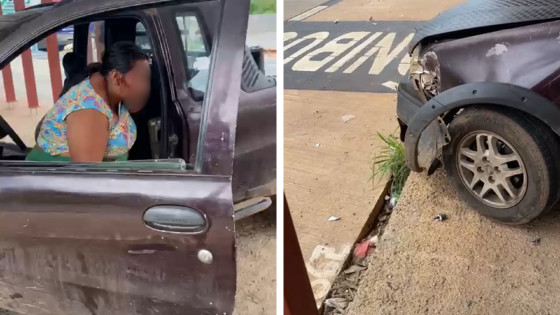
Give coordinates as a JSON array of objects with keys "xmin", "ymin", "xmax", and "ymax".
[{"xmin": 284, "ymin": 21, "xmax": 421, "ymax": 93}]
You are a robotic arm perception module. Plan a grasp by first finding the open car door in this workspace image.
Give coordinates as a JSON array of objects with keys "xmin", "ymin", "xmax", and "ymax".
[{"xmin": 0, "ymin": 0, "xmax": 249, "ymax": 314}]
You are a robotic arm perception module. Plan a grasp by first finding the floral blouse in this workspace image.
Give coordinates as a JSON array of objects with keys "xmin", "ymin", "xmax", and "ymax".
[{"xmin": 36, "ymin": 79, "xmax": 136, "ymax": 158}]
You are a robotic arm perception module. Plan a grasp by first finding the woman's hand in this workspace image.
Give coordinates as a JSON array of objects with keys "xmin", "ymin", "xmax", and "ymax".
[{"xmin": 66, "ymin": 109, "xmax": 109, "ymax": 162}]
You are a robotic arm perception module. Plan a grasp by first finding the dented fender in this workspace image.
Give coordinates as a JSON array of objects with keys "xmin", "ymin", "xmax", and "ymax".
[{"xmin": 404, "ymin": 82, "xmax": 560, "ymax": 172}]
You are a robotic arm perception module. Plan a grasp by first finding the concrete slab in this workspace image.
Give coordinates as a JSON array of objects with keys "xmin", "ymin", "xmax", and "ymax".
[
  {"xmin": 307, "ymin": 0, "xmax": 466, "ymax": 21},
  {"xmin": 284, "ymin": 89, "xmax": 396, "ymax": 305},
  {"xmin": 348, "ymin": 170, "xmax": 560, "ymax": 314},
  {"xmin": 284, "ymin": 0, "xmax": 330, "ymax": 20}
]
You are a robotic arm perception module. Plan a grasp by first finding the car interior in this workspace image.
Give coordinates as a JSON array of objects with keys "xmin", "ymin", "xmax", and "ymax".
[
  {"xmin": 0, "ymin": 13, "xmax": 272, "ymax": 171},
  {"xmin": 0, "ymin": 17, "xmax": 186, "ymax": 170}
]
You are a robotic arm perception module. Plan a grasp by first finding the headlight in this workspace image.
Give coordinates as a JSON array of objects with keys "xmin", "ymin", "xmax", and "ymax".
[{"xmin": 409, "ymin": 46, "xmax": 440, "ymax": 103}]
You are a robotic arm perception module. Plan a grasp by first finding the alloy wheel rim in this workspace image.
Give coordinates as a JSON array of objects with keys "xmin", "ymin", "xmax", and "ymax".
[{"xmin": 456, "ymin": 131, "xmax": 527, "ymax": 208}]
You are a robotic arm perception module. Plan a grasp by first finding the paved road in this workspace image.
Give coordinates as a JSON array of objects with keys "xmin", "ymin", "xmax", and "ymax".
[{"xmin": 285, "ymin": 21, "xmax": 420, "ymax": 92}]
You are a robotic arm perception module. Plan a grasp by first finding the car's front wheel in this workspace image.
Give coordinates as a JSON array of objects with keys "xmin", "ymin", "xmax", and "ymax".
[{"xmin": 442, "ymin": 106, "xmax": 560, "ymax": 224}]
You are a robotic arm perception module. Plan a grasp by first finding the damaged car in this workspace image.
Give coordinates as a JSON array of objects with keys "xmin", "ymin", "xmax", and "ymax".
[
  {"xmin": 398, "ymin": 0, "xmax": 560, "ymax": 224},
  {"xmin": 0, "ymin": 0, "xmax": 275, "ymax": 314}
]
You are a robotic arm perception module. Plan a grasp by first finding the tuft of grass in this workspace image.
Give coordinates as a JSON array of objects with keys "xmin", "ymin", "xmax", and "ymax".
[
  {"xmin": 250, "ymin": 0, "xmax": 276, "ymax": 14},
  {"xmin": 370, "ymin": 132, "xmax": 410, "ymax": 201}
]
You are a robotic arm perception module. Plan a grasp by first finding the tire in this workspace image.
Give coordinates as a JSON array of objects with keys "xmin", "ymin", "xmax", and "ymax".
[{"xmin": 442, "ymin": 106, "xmax": 560, "ymax": 225}]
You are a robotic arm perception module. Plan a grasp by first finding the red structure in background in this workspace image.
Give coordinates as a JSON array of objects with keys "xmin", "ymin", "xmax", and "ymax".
[
  {"xmin": 14, "ymin": 0, "xmax": 39, "ymax": 109},
  {"xmin": 42, "ymin": 0, "xmax": 62, "ymax": 102},
  {"xmin": 284, "ymin": 195, "xmax": 319, "ymax": 315},
  {"xmin": 0, "ymin": 5, "xmax": 16, "ymax": 105}
]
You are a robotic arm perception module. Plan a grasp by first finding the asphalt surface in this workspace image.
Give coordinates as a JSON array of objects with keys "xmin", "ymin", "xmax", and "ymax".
[{"xmin": 285, "ymin": 21, "xmax": 420, "ymax": 92}]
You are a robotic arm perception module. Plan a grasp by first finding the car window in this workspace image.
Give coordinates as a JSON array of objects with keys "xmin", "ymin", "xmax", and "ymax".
[
  {"xmin": 174, "ymin": 13, "xmax": 211, "ymax": 101},
  {"xmin": 135, "ymin": 22, "xmax": 152, "ymax": 52},
  {"xmin": 88, "ymin": 21, "xmax": 105, "ymax": 63},
  {"xmin": 0, "ymin": 18, "xmax": 189, "ymax": 172}
]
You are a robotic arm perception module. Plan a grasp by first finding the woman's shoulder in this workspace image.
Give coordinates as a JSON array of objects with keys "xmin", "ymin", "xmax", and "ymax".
[
  {"xmin": 58, "ymin": 79, "xmax": 92, "ymax": 103},
  {"xmin": 53, "ymin": 79, "xmax": 112, "ymax": 120}
]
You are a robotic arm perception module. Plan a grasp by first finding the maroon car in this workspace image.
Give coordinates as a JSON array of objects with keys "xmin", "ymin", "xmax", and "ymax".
[
  {"xmin": 0, "ymin": 0, "xmax": 276, "ymax": 313},
  {"xmin": 399, "ymin": 0, "xmax": 560, "ymax": 224}
]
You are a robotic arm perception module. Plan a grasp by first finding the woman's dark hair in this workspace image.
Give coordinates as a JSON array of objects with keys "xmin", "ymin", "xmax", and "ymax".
[
  {"xmin": 87, "ymin": 41, "xmax": 149, "ymax": 76},
  {"xmin": 59, "ymin": 41, "xmax": 148, "ymax": 98}
]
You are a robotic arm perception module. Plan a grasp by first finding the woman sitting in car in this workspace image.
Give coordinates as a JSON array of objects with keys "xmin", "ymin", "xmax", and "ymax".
[{"xmin": 28, "ymin": 42, "xmax": 151, "ymax": 162}]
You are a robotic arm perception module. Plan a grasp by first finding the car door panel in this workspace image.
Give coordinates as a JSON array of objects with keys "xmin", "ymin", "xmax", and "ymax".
[
  {"xmin": 0, "ymin": 0, "xmax": 250, "ymax": 313},
  {"xmin": 0, "ymin": 171, "xmax": 234, "ymax": 314},
  {"xmin": 233, "ymin": 88, "xmax": 276, "ymax": 202}
]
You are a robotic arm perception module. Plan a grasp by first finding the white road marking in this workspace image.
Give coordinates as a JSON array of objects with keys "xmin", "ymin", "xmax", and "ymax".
[
  {"xmin": 398, "ymin": 53, "xmax": 412, "ymax": 75},
  {"xmin": 292, "ymin": 32, "xmax": 370, "ymax": 72},
  {"xmin": 367, "ymin": 33, "xmax": 414, "ymax": 75},
  {"xmin": 284, "ymin": 31, "xmax": 330, "ymax": 64},
  {"xmin": 325, "ymin": 32, "xmax": 382, "ymax": 73},
  {"xmin": 382, "ymin": 80, "xmax": 399, "ymax": 90},
  {"xmin": 289, "ymin": 5, "xmax": 329, "ymax": 21},
  {"xmin": 284, "ymin": 32, "xmax": 298, "ymax": 42},
  {"xmin": 285, "ymin": 31, "xmax": 415, "ymax": 76}
]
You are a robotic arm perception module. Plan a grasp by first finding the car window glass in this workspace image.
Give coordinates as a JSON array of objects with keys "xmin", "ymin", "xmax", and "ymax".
[
  {"xmin": 241, "ymin": 2, "xmax": 276, "ymax": 92},
  {"xmin": 88, "ymin": 21, "xmax": 105, "ymax": 63},
  {"xmin": 174, "ymin": 13, "xmax": 211, "ymax": 101},
  {"xmin": 0, "ymin": 19, "xmax": 189, "ymax": 173},
  {"xmin": 135, "ymin": 22, "xmax": 152, "ymax": 52},
  {"xmin": 0, "ymin": 25, "xmax": 75, "ymax": 149}
]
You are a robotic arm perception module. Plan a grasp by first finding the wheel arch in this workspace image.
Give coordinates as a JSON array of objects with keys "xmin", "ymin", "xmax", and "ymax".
[{"xmin": 405, "ymin": 82, "xmax": 560, "ymax": 172}]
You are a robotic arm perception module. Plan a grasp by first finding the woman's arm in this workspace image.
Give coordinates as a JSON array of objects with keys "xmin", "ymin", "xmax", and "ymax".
[{"xmin": 66, "ymin": 109, "xmax": 109, "ymax": 162}]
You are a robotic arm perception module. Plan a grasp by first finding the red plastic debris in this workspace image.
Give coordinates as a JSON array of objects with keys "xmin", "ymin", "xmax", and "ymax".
[{"xmin": 353, "ymin": 239, "xmax": 375, "ymax": 260}]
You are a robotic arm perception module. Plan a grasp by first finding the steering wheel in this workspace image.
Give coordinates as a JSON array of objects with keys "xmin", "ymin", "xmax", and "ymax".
[{"xmin": 0, "ymin": 115, "xmax": 28, "ymax": 153}]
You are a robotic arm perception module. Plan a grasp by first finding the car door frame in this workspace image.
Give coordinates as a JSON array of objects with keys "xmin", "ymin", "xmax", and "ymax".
[
  {"xmin": 0, "ymin": 0, "xmax": 250, "ymax": 313},
  {"xmin": 155, "ymin": 2, "xmax": 222, "ymax": 167}
]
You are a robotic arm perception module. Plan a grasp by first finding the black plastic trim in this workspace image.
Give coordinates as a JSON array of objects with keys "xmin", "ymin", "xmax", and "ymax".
[
  {"xmin": 396, "ymin": 80, "xmax": 423, "ymax": 125},
  {"xmin": 404, "ymin": 82, "xmax": 560, "ymax": 172}
]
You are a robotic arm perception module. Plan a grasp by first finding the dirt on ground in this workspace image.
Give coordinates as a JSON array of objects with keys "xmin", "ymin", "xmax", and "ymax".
[
  {"xmin": 348, "ymin": 170, "xmax": 560, "ymax": 315},
  {"xmin": 234, "ymin": 210, "xmax": 277, "ymax": 315}
]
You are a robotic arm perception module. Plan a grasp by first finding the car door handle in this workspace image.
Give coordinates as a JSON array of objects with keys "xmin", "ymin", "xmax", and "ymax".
[{"xmin": 144, "ymin": 205, "xmax": 207, "ymax": 233}]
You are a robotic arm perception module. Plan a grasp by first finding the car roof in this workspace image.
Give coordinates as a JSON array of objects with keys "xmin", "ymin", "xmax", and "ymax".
[
  {"xmin": 410, "ymin": 0, "xmax": 560, "ymax": 53},
  {"xmin": 0, "ymin": 0, "xmax": 207, "ymax": 68},
  {"xmin": 0, "ymin": 5, "xmax": 52, "ymax": 43}
]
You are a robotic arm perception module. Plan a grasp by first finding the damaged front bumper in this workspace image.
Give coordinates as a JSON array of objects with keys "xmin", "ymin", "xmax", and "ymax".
[
  {"xmin": 397, "ymin": 79, "xmax": 448, "ymax": 174},
  {"xmin": 396, "ymin": 80, "xmax": 423, "ymax": 130}
]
